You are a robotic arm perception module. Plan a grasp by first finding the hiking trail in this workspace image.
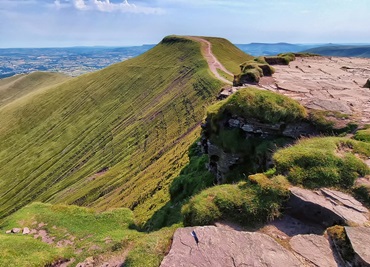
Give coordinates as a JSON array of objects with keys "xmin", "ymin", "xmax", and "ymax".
[{"xmin": 188, "ymin": 36, "xmax": 234, "ymax": 85}]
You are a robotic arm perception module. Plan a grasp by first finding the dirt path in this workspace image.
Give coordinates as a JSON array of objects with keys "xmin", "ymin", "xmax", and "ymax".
[{"xmin": 188, "ymin": 36, "xmax": 233, "ymax": 85}]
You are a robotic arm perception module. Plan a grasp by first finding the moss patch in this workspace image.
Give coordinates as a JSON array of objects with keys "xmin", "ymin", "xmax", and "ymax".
[
  {"xmin": 273, "ymin": 137, "xmax": 370, "ymax": 188},
  {"xmin": 207, "ymin": 87, "xmax": 307, "ymax": 131},
  {"xmin": 234, "ymin": 57, "xmax": 275, "ymax": 85},
  {"xmin": 181, "ymin": 175, "xmax": 289, "ymax": 226}
]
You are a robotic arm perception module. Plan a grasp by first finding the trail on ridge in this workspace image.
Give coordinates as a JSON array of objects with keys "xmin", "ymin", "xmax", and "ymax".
[{"xmin": 188, "ymin": 36, "xmax": 233, "ymax": 85}]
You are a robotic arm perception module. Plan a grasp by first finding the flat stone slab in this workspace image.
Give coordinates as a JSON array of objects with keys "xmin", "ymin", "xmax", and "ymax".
[
  {"xmin": 288, "ymin": 187, "xmax": 369, "ymax": 227},
  {"xmin": 290, "ymin": 234, "xmax": 337, "ymax": 267},
  {"xmin": 259, "ymin": 56, "xmax": 370, "ymax": 125},
  {"xmin": 160, "ymin": 226, "xmax": 301, "ymax": 267},
  {"xmin": 345, "ymin": 227, "xmax": 370, "ymax": 266}
]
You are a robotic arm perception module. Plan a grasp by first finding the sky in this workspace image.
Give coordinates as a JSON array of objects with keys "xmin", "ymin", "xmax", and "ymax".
[{"xmin": 1, "ymin": 0, "xmax": 370, "ymax": 48}]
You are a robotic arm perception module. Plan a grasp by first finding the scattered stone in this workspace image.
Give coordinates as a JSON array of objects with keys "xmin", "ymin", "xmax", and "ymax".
[
  {"xmin": 5, "ymin": 230, "xmax": 11, "ymax": 234},
  {"xmin": 290, "ymin": 234, "xmax": 338, "ymax": 267},
  {"xmin": 22, "ymin": 227, "xmax": 30, "ymax": 234},
  {"xmin": 38, "ymin": 222, "xmax": 47, "ymax": 228},
  {"xmin": 11, "ymin": 228, "xmax": 21, "ymax": 233},
  {"xmin": 345, "ymin": 227, "xmax": 370, "ymax": 266},
  {"xmin": 76, "ymin": 257, "xmax": 94, "ymax": 267},
  {"xmin": 288, "ymin": 187, "xmax": 369, "ymax": 227},
  {"xmin": 160, "ymin": 226, "xmax": 301, "ymax": 267},
  {"xmin": 34, "ymin": 229, "xmax": 54, "ymax": 244}
]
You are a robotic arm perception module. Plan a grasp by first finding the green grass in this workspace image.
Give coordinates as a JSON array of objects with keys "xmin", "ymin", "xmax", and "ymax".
[
  {"xmin": 0, "ymin": 234, "xmax": 66, "ymax": 267},
  {"xmin": 143, "ymin": 141, "xmax": 215, "ymax": 231},
  {"xmin": 203, "ymin": 37, "xmax": 253, "ymax": 74},
  {"xmin": 207, "ymin": 87, "xmax": 307, "ymax": 132},
  {"xmin": 0, "ymin": 72, "xmax": 70, "ymax": 108},
  {"xmin": 0, "ymin": 35, "xmax": 226, "ymax": 224},
  {"xmin": 181, "ymin": 176, "xmax": 289, "ymax": 226},
  {"xmin": 308, "ymin": 109, "xmax": 357, "ymax": 134},
  {"xmin": 273, "ymin": 137, "xmax": 370, "ymax": 188},
  {"xmin": 217, "ymin": 69, "xmax": 234, "ymax": 82},
  {"xmin": 0, "ymin": 202, "xmax": 176, "ymax": 267},
  {"xmin": 354, "ymin": 127, "xmax": 370, "ymax": 142}
]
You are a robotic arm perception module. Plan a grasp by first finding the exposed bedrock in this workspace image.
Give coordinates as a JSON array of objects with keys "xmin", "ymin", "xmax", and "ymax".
[
  {"xmin": 287, "ymin": 187, "xmax": 370, "ymax": 227},
  {"xmin": 160, "ymin": 226, "xmax": 301, "ymax": 267}
]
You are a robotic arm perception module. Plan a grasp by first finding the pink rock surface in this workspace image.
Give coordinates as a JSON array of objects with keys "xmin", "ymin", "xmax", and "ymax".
[
  {"xmin": 160, "ymin": 226, "xmax": 301, "ymax": 267},
  {"xmin": 259, "ymin": 56, "xmax": 370, "ymax": 124}
]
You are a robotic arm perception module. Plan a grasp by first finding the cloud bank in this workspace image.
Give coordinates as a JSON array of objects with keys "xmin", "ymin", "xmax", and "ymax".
[{"xmin": 65, "ymin": 0, "xmax": 164, "ymax": 14}]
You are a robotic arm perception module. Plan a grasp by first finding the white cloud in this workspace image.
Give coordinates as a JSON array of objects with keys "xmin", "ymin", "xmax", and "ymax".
[
  {"xmin": 70, "ymin": 0, "xmax": 164, "ymax": 14},
  {"xmin": 74, "ymin": 0, "xmax": 88, "ymax": 10}
]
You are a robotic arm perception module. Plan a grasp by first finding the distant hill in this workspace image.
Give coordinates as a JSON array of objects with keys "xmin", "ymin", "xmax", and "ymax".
[
  {"xmin": 303, "ymin": 45, "xmax": 370, "ymax": 58},
  {"xmin": 0, "ymin": 72, "xmax": 70, "ymax": 108},
  {"xmin": 236, "ymin": 43, "xmax": 320, "ymax": 56}
]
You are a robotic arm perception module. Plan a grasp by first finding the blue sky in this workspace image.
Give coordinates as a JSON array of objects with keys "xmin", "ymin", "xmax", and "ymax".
[{"xmin": 1, "ymin": 0, "xmax": 369, "ymax": 47}]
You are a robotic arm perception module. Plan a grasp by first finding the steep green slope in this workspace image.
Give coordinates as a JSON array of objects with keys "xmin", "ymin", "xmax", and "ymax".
[
  {"xmin": 0, "ymin": 36, "xmax": 225, "ymax": 223},
  {"xmin": 203, "ymin": 37, "xmax": 253, "ymax": 74},
  {"xmin": 0, "ymin": 72, "xmax": 70, "ymax": 108}
]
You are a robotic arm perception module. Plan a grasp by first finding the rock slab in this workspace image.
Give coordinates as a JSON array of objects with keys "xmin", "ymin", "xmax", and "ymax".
[
  {"xmin": 345, "ymin": 227, "xmax": 370, "ymax": 266},
  {"xmin": 288, "ymin": 187, "xmax": 369, "ymax": 227},
  {"xmin": 290, "ymin": 234, "xmax": 338, "ymax": 267},
  {"xmin": 160, "ymin": 226, "xmax": 301, "ymax": 267}
]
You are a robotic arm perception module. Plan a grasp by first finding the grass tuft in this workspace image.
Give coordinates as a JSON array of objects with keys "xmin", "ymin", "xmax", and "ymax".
[{"xmin": 273, "ymin": 137, "xmax": 370, "ymax": 188}]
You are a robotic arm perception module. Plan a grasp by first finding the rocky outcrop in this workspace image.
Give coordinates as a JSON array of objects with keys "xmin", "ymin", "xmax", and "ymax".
[
  {"xmin": 289, "ymin": 234, "xmax": 338, "ymax": 267},
  {"xmin": 204, "ymin": 116, "xmax": 319, "ymax": 183},
  {"xmin": 206, "ymin": 141, "xmax": 241, "ymax": 184},
  {"xmin": 228, "ymin": 117, "xmax": 318, "ymax": 139},
  {"xmin": 160, "ymin": 226, "xmax": 302, "ymax": 267},
  {"xmin": 264, "ymin": 56, "xmax": 288, "ymax": 65},
  {"xmin": 288, "ymin": 187, "xmax": 369, "ymax": 227},
  {"xmin": 345, "ymin": 227, "xmax": 370, "ymax": 266}
]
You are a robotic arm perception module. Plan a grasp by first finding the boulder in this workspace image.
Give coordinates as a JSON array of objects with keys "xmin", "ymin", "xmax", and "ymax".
[
  {"xmin": 11, "ymin": 228, "xmax": 21, "ymax": 233},
  {"xmin": 22, "ymin": 227, "xmax": 30, "ymax": 234},
  {"xmin": 5, "ymin": 230, "xmax": 11, "ymax": 234},
  {"xmin": 345, "ymin": 227, "xmax": 370, "ymax": 266},
  {"xmin": 289, "ymin": 234, "xmax": 338, "ymax": 267},
  {"xmin": 288, "ymin": 187, "xmax": 369, "ymax": 227},
  {"xmin": 160, "ymin": 226, "xmax": 301, "ymax": 267}
]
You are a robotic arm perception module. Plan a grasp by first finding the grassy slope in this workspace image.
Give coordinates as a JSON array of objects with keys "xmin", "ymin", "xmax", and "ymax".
[
  {"xmin": 0, "ymin": 203, "xmax": 175, "ymax": 266},
  {"xmin": 0, "ymin": 36, "xmax": 223, "ymax": 224},
  {"xmin": 0, "ymin": 72, "xmax": 70, "ymax": 108},
  {"xmin": 203, "ymin": 37, "xmax": 253, "ymax": 74}
]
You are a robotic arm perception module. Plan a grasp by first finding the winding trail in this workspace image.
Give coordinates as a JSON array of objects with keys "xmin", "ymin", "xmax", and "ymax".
[{"xmin": 188, "ymin": 36, "xmax": 233, "ymax": 85}]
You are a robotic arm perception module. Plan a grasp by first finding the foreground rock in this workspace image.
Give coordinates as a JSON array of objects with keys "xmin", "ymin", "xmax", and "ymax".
[
  {"xmin": 160, "ymin": 226, "xmax": 301, "ymax": 267},
  {"xmin": 345, "ymin": 227, "xmax": 370, "ymax": 266},
  {"xmin": 290, "ymin": 234, "xmax": 338, "ymax": 267},
  {"xmin": 288, "ymin": 187, "xmax": 369, "ymax": 227}
]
